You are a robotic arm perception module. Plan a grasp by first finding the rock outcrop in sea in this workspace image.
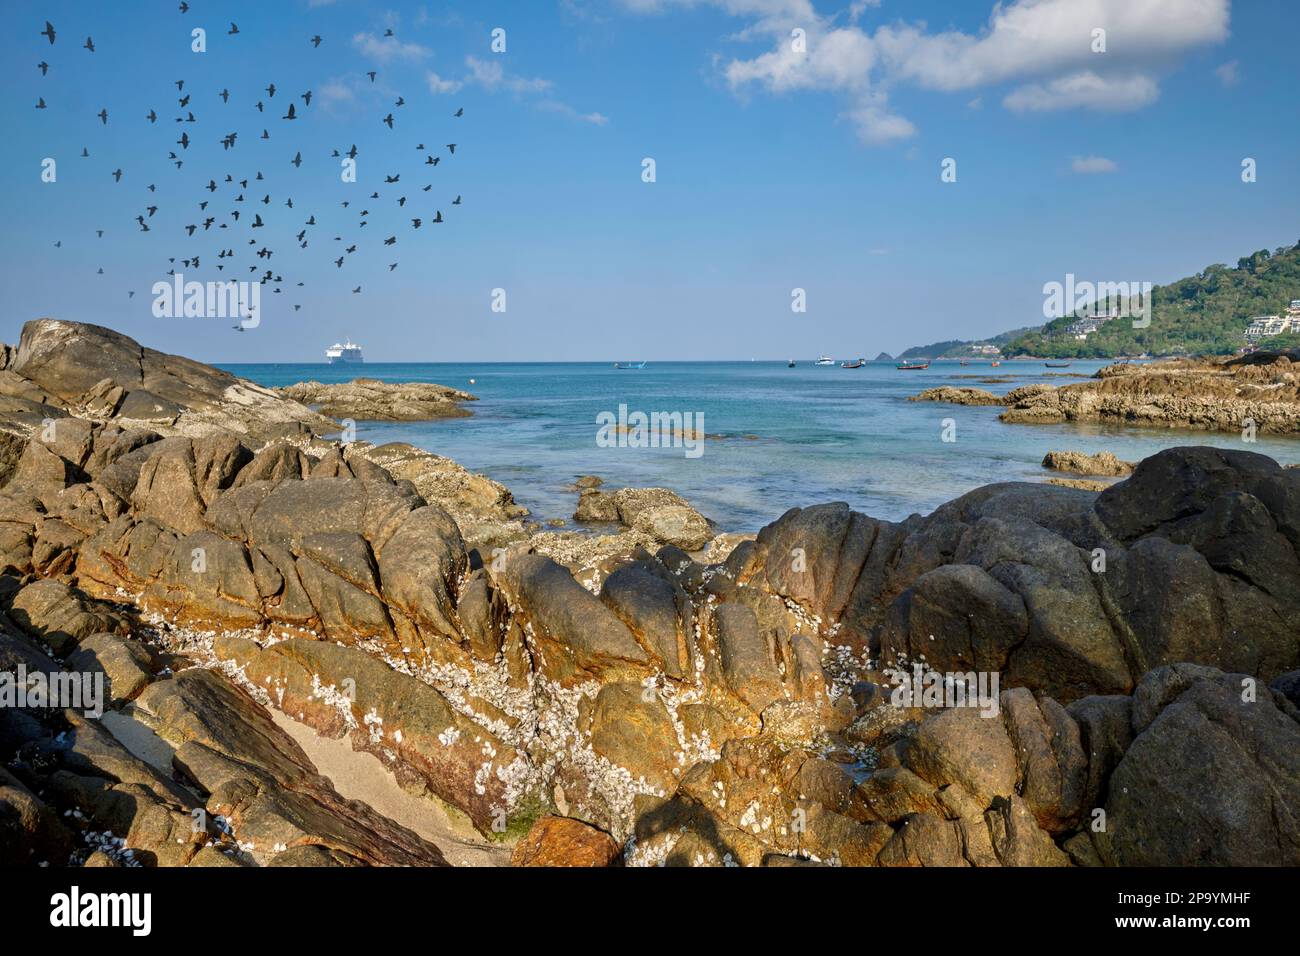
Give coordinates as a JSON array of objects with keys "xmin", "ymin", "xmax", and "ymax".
[
  {"xmin": 914, "ymin": 351, "xmax": 1300, "ymax": 434},
  {"xmin": 275, "ymin": 379, "xmax": 477, "ymax": 421},
  {"xmin": 2, "ymin": 319, "xmax": 1297, "ymax": 867}
]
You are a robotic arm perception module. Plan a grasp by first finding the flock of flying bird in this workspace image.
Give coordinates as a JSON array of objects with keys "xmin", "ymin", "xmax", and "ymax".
[{"xmin": 35, "ymin": 8, "xmax": 466, "ymax": 328}]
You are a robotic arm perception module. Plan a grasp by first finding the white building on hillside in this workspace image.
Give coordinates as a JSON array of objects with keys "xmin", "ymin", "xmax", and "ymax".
[{"xmin": 1244, "ymin": 315, "xmax": 1295, "ymax": 341}]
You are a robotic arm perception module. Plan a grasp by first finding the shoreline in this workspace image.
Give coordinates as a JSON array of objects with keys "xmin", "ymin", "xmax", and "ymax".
[{"xmin": 2, "ymin": 320, "xmax": 1298, "ymax": 869}]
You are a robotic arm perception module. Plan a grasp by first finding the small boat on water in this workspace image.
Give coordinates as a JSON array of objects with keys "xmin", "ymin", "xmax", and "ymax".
[
  {"xmin": 787, "ymin": 359, "xmax": 796, "ymax": 368},
  {"xmin": 897, "ymin": 361, "xmax": 930, "ymax": 370},
  {"xmin": 1045, "ymin": 361, "xmax": 1072, "ymax": 368},
  {"xmin": 815, "ymin": 356, "xmax": 835, "ymax": 366},
  {"xmin": 841, "ymin": 359, "xmax": 865, "ymax": 369},
  {"xmin": 990, "ymin": 360, "xmax": 1002, "ymax": 368},
  {"xmin": 614, "ymin": 361, "xmax": 647, "ymax": 370}
]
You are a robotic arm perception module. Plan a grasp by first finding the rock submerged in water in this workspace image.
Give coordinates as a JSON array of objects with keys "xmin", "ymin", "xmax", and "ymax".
[
  {"xmin": 1041, "ymin": 449, "xmax": 1134, "ymax": 477},
  {"xmin": 1, "ymin": 319, "xmax": 1298, "ymax": 868},
  {"xmin": 909, "ymin": 386, "xmax": 1004, "ymax": 406}
]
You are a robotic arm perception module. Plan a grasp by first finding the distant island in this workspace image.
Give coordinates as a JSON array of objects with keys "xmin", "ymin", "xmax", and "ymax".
[{"xmin": 901, "ymin": 240, "xmax": 1300, "ymax": 360}]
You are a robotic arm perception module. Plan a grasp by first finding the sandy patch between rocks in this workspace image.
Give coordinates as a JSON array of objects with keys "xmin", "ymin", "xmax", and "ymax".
[{"xmin": 267, "ymin": 708, "xmax": 511, "ymax": 867}]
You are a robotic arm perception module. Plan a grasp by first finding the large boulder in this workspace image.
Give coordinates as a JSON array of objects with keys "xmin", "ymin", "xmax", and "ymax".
[{"xmin": 1098, "ymin": 664, "xmax": 1300, "ymax": 865}]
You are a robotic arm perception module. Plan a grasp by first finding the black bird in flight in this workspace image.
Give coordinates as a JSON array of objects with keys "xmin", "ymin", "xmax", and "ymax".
[
  {"xmin": 388, "ymin": 263, "xmax": 398, "ymax": 271},
  {"xmin": 35, "ymin": 97, "xmax": 46, "ymax": 109},
  {"xmin": 98, "ymin": 108, "xmax": 108, "ymax": 124},
  {"xmin": 112, "ymin": 169, "xmax": 122, "ymax": 182},
  {"xmin": 219, "ymin": 88, "xmax": 230, "ymax": 103},
  {"xmin": 311, "ymin": 35, "xmax": 322, "ymax": 48},
  {"xmin": 260, "ymin": 128, "xmax": 269, "ymax": 139},
  {"xmin": 177, "ymin": 131, "xmax": 190, "ymax": 149},
  {"xmin": 283, "ymin": 103, "xmax": 297, "ymax": 120},
  {"xmin": 84, "ymin": 36, "xmax": 94, "ymax": 53},
  {"xmin": 81, "ymin": 147, "xmax": 89, "ymax": 157},
  {"xmin": 255, "ymin": 100, "xmax": 264, "ymax": 112},
  {"xmin": 384, "ymin": 28, "xmax": 394, "ymax": 37},
  {"xmin": 147, "ymin": 109, "xmax": 157, "ymax": 123},
  {"xmin": 367, "ymin": 71, "xmax": 376, "ymax": 82},
  {"xmin": 433, "ymin": 210, "xmax": 443, "ymax": 223},
  {"xmin": 446, "ymin": 143, "xmax": 456, "ymax": 154},
  {"xmin": 41, "ymin": 21, "xmax": 56, "ymax": 44},
  {"xmin": 411, "ymin": 218, "xmax": 422, "ymax": 228},
  {"xmin": 382, "ymin": 113, "xmax": 394, "ymax": 129},
  {"xmin": 334, "ymin": 256, "xmax": 344, "ymax": 268},
  {"xmin": 455, "ymin": 107, "xmax": 464, "ymax": 117},
  {"xmin": 291, "ymin": 151, "xmax": 302, "ymax": 168},
  {"xmin": 395, "ymin": 96, "xmax": 405, "ymax": 107},
  {"xmin": 453, "ymin": 195, "xmax": 462, "ymax": 205},
  {"xmin": 347, "ymin": 144, "xmax": 358, "ymax": 158},
  {"xmin": 425, "ymin": 155, "xmax": 438, "ymax": 165},
  {"xmin": 179, "ymin": 1, "xmax": 189, "ymax": 12},
  {"xmin": 38, "ymin": 61, "xmax": 49, "ymax": 75},
  {"xmin": 302, "ymin": 90, "xmax": 312, "ymax": 106},
  {"xmin": 352, "ymin": 286, "xmax": 361, "ymax": 294},
  {"xmin": 384, "ymin": 174, "xmax": 399, "ymax": 183},
  {"xmin": 384, "ymin": 236, "xmax": 397, "ymax": 246},
  {"xmin": 176, "ymin": 79, "xmax": 185, "ymax": 91},
  {"xmin": 228, "ymin": 22, "xmax": 239, "ymax": 35},
  {"xmin": 266, "ymin": 83, "xmax": 276, "ymax": 98}
]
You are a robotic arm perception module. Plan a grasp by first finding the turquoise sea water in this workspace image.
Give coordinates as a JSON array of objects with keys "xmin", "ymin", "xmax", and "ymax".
[{"xmin": 220, "ymin": 360, "xmax": 1300, "ymax": 533}]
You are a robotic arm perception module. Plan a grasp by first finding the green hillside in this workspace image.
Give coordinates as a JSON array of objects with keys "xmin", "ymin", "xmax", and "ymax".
[
  {"xmin": 898, "ymin": 326, "xmax": 1038, "ymax": 360},
  {"xmin": 1004, "ymin": 241, "xmax": 1300, "ymax": 358}
]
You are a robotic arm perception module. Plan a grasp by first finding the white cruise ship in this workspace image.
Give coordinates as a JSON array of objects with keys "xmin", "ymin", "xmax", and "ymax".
[{"xmin": 325, "ymin": 340, "xmax": 364, "ymax": 364}]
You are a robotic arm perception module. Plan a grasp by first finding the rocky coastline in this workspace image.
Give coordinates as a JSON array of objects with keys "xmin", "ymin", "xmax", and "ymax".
[
  {"xmin": 275, "ymin": 379, "xmax": 477, "ymax": 422},
  {"xmin": 2, "ymin": 319, "xmax": 1298, "ymax": 868},
  {"xmin": 913, "ymin": 350, "xmax": 1300, "ymax": 434}
]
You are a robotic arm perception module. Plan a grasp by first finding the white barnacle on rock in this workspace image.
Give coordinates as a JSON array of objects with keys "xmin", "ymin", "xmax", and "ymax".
[{"xmin": 363, "ymin": 708, "xmax": 384, "ymax": 743}]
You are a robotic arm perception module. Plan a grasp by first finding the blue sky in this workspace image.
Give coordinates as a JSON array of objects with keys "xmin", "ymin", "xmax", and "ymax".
[{"xmin": 2, "ymin": 0, "xmax": 1297, "ymax": 361}]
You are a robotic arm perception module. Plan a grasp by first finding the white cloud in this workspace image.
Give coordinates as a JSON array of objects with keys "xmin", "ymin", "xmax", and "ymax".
[
  {"xmin": 846, "ymin": 98, "xmax": 915, "ymax": 144},
  {"xmin": 1071, "ymin": 155, "xmax": 1119, "ymax": 174},
  {"xmin": 873, "ymin": 0, "xmax": 1228, "ymax": 92},
  {"xmin": 426, "ymin": 71, "xmax": 463, "ymax": 95},
  {"xmin": 1215, "ymin": 59, "xmax": 1240, "ymax": 87},
  {"xmin": 627, "ymin": 0, "xmax": 1229, "ymax": 145},
  {"xmin": 464, "ymin": 56, "xmax": 552, "ymax": 94},
  {"xmin": 1004, "ymin": 71, "xmax": 1159, "ymax": 112},
  {"xmin": 352, "ymin": 31, "xmax": 430, "ymax": 63},
  {"xmin": 319, "ymin": 79, "xmax": 357, "ymax": 106},
  {"xmin": 438, "ymin": 57, "xmax": 606, "ymax": 125},
  {"xmin": 537, "ymin": 100, "xmax": 610, "ymax": 125}
]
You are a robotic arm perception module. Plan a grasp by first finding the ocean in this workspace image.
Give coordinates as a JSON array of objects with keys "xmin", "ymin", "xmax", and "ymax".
[{"xmin": 220, "ymin": 360, "xmax": 1300, "ymax": 533}]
